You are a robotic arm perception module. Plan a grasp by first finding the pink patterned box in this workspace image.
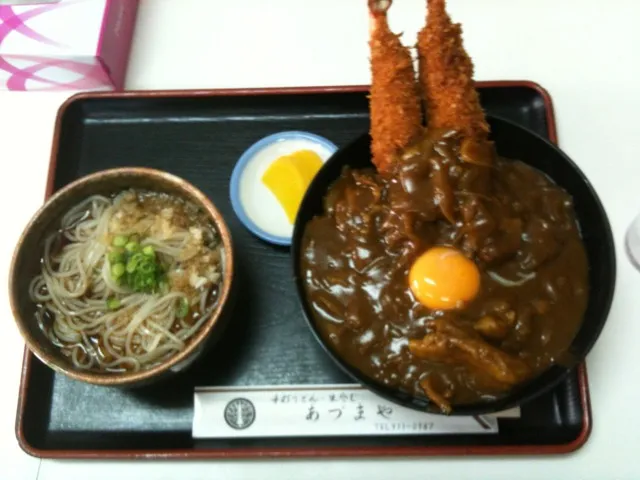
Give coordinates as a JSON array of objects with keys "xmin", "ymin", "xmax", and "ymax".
[{"xmin": 0, "ymin": 0, "xmax": 138, "ymax": 91}]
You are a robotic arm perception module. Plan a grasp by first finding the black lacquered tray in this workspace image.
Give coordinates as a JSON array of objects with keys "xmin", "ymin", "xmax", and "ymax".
[{"xmin": 16, "ymin": 82, "xmax": 591, "ymax": 459}]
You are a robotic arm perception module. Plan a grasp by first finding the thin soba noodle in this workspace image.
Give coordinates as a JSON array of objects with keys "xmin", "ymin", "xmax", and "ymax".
[{"xmin": 30, "ymin": 190, "xmax": 224, "ymax": 373}]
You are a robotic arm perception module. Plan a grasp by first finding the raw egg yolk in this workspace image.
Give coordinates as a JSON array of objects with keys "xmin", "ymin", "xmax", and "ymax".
[
  {"xmin": 261, "ymin": 149, "xmax": 323, "ymax": 224},
  {"xmin": 409, "ymin": 246, "xmax": 480, "ymax": 310}
]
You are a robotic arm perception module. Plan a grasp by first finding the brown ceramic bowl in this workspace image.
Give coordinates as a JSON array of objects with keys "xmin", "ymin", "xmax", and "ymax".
[{"xmin": 9, "ymin": 167, "xmax": 235, "ymax": 387}]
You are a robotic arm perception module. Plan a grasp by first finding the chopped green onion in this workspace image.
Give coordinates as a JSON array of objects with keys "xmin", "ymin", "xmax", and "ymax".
[
  {"xmin": 105, "ymin": 233, "xmax": 167, "ymax": 294},
  {"xmin": 106, "ymin": 297, "xmax": 121, "ymax": 310},
  {"xmin": 112, "ymin": 235, "xmax": 128, "ymax": 247},
  {"xmin": 176, "ymin": 298, "xmax": 189, "ymax": 318},
  {"xmin": 108, "ymin": 248, "xmax": 124, "ymax": 264},
  {"xmin": 133, "ymin": 275, "xmax": 147, "ymax": 292},
  {"xmin": 139, "ymin": 262, "xmax": 155, "ymax": 275},
  {"xmin": 126, "ymin": 253, "xmax": 144, "ymax": 273},
  {"xmin": 111, "ymin": 263, "xmax": 125, "ymax": 279},
  {"xmin": 125, "ymin": 241, "xmax": 140, "ymax": 253}
]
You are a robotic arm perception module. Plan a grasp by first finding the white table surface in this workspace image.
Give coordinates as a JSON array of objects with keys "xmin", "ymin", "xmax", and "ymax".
[{"xmin": 1, "ymin": 0, "xmax": 639, "ymax": 478}]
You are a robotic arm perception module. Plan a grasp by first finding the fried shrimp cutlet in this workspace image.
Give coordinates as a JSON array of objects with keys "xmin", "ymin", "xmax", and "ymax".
[
  {"xmin": 417, "ymin": 0, "xmax": 489, "ymax": 141},
  {"xmin": 368, "ymin": 0, "xmax": 422, "ymax": 174}
]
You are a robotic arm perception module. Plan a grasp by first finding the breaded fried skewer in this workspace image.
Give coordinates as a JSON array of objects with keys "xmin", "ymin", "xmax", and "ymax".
[
  {"xmin": 417, "ymin": 0, "xmax": 489, "ymax": 142},
  {"xmin": 368, "ymin": 0, "xmax": 422, "ymax": 174}
]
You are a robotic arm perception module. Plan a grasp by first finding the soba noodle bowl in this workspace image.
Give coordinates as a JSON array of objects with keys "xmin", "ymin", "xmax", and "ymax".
[{"xmin": 29, "ymin": 189, "xmax": 224, "ymax": 373}]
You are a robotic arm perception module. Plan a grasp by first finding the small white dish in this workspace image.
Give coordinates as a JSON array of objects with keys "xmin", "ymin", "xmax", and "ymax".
[{"xmin": 229, "ymin": 131, "xmax": 338, "ymax": 246}]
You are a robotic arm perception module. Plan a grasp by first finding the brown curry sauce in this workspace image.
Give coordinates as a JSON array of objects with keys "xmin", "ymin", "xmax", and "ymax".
[{"xmin": 300, "ymin": 129, "xmax": 588, "ymax": 412}]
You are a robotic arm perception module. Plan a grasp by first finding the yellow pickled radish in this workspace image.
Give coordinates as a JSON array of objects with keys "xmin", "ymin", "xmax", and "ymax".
[{"xmin": 261, "ymin": 150, "xmax": 323, "ymax": 224}]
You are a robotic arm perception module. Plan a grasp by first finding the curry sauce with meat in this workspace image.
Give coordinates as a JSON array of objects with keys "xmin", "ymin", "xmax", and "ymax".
[{"xmin": 300, "ymin": 128, "xmax": 588, "ymax": 413}]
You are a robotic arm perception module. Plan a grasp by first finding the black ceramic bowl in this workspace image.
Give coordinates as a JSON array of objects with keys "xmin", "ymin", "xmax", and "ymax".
[{"xmin": 292, "ymin": 115, "xmax": 616, "ymax": 415}]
